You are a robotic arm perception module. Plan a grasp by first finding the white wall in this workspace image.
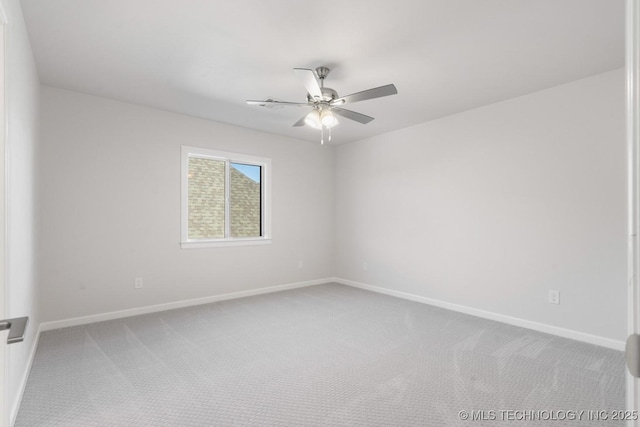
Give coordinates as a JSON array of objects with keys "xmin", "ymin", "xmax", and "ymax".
[
  {"xmin": 336, "ymin": 69, "xmax": 627, "ymax": 342},
  {"xmin": 1, "ymin": 0, "xmax": 40, "ymax": 423},
  {"xmin": 38, "ymin": 69, "xmax": 626, "ymax": 346},
  {"xmin": 38, "ymin": 87, "xmax": 334, "ymax": 322}
]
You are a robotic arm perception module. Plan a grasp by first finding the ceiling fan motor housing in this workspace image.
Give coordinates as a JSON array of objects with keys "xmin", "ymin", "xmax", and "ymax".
[
  {"xmin": 307, "ymin": 87, "xmax": 338, "ymax": 103},
  {"xmin": 308, "ymin": 66, "xmax": 338, "ymax": 103}
]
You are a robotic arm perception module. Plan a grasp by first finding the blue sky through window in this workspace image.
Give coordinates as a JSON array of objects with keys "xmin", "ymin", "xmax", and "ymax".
[{"xmin": 231, "ymin": 163, "xmax": 261, "ymax": 183}]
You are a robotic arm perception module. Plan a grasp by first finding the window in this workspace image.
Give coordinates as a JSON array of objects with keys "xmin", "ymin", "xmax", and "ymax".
[{"xmin": 181, "ymin": 146, "xmax": 271, "ymax": 248}]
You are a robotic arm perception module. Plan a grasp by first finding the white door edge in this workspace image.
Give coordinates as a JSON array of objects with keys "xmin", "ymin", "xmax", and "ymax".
[{"xmin": 627, "ymin": 0, "xmax": 640, "ymax": 425}]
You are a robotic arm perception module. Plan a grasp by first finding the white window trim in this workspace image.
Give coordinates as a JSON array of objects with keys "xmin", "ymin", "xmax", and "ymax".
[{"xmin": 181, "ymin": 146, "xmax": 272, "ymax": 248}]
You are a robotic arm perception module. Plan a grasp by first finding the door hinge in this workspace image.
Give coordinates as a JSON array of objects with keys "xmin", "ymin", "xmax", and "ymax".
[{"xmin": 0, "ymin": 316, "xmax": 28, "ymax": 344}]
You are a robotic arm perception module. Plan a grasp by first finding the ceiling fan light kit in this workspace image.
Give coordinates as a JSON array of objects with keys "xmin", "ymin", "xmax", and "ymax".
[
  {"xmin": 247, "ymin": 66, "xmax": 397, "ymax": 144},
  {"xmin": 304, "ymin": 110, "xmax": 321, "ymax": 129},
  {"xmin": 320, "ymin": 109, "xmax": 338, "ymax": 128},
  {"xmin": 304, "ymin": 108, "xmax": 337, "ymax": 130}
]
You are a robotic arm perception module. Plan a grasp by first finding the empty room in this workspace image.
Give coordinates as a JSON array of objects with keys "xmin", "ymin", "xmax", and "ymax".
[{"xmin": 1, "ymin": 0, "xmax": 638, "ymax": 425}]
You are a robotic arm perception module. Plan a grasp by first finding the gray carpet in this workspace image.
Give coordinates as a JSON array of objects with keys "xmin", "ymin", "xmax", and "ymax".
[{"xmin": 16, "ymin": 283, "xmax": 625, "ymax": 426}]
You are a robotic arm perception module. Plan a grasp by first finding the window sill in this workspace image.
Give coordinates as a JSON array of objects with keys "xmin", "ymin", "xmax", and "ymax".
[{"xmin": 180, "ymin": 238, "xmax": 272, "ymax": 249}]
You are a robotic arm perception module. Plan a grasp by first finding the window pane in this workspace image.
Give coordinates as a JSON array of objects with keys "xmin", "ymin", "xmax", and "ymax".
[
  {"xmin": 230, "ymin": 163, "xmax": 261, "ymax": 238},
  {"xmin": 188, "ymin": 157, "xmax": 225, "ymax": 239}
]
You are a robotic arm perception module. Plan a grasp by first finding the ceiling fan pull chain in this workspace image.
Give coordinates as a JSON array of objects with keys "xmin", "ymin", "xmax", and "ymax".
[
  {"xmin": 328, "ymin": 126, "xmax": 332, "ymax": 142},
  {"xmin": 321, "ymin": 126, "xmax": 324, "ymax": 145}
]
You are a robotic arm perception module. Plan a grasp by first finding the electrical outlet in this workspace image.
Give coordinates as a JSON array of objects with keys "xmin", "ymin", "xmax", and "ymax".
[
  {"xmin": 548, "ymin": 290, "xmax": 560, "ymax": 305},
  {"xmin": 134, "ymin": 277, "xmax": 144, "ymax": 289},
  {"xmin": 298, "ymin": 260, "xmax": 304, "ymax": 269},
  {"xmin": 363, "ymin": 262, "xmax": 368, "ymax": 271}
]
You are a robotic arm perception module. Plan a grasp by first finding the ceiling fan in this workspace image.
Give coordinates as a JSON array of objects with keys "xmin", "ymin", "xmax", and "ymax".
[{"xmin": 246, "ymin": 66, "xmax": 397, "ymax": 144}]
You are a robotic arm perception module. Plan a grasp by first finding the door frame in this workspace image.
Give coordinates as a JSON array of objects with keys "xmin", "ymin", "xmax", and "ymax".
[
  {"xmin": 628, "ymin": 0, "xmax": 640, "ymax": 424},
  {"xmin": 0, "ymin": 0, "xmax": 7, "ymax": 425}
]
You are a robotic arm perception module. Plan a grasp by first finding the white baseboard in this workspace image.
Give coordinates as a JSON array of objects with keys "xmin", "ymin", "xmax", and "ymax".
[
  {"xmin": 333, "ymin": 277, "xmax": 625, "ymax": 351},
  {"xmin": 10, "ymin": 322, "xmax": 42, "ymax": 427},
  {"xmin": 40, "ymin": 278, "xmax": 331, "ymax": 332}
]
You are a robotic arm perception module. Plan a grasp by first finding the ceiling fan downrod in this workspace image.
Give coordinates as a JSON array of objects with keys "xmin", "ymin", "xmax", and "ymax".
[{"xmin": 316, "ymin": 66, "xmax": 330, "ymax": 88}]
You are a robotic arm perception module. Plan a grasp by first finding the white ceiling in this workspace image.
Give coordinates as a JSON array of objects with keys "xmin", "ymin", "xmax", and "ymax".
[{"xmin": 20, "ymin": 0, "xmax": 624, "ymax": 144}]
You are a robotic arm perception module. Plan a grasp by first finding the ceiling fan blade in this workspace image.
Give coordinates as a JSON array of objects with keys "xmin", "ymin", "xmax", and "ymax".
[
  {"xmin": 293, "ymin": 113, "xmax": 308, "ymax": 127},
  {"xmin": 332, "ymin": 84, "xmax": 397, "ymax": 105},
  {"xmin": 246, "ymin": 99, "xmax": 308, "ymax": 107},
  {"xmin": 293, "ymin": 68, "xmax": 322, "ymax": 100},
  {"xmin": 332, "ymin": 107, "xmax": 374, "ymax": 124}
]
